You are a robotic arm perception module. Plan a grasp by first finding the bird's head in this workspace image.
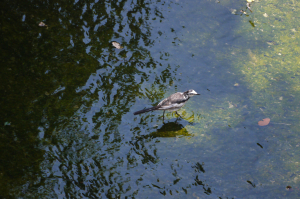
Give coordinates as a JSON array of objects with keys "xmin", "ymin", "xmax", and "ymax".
[{"xmin": 185, "ymin": 89, "xmax": 200, "ymax": 97}]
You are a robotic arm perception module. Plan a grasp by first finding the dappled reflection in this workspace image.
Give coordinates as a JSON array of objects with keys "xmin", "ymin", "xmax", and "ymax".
[
  {"xmin": 191, "ymin": 162, "xmax": 212, "ymax": 196},
  {"xmin": 193, "ymin": 175, "xmax": 212, "ymax": 195},
  {"xmin": 148, "ymin": 161, "xmax": 214, "ymax": 197},
  {"xmin": 0, "ymin": 0, "xmax": 177, "ymax": 197},
  {"xmin": 1, "ymin": 0, "xmax": 236, "ymax": 198}
]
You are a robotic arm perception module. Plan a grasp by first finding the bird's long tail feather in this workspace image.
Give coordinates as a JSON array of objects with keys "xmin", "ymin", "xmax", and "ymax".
[{"xmin": 133, "ymin": 106, "xmax": 158, "ymax": 115}]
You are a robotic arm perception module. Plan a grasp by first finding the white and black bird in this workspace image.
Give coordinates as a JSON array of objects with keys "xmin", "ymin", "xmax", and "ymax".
[{"xmin": 134, "ymin": 89, "xmax": 200, "ymax": 120}]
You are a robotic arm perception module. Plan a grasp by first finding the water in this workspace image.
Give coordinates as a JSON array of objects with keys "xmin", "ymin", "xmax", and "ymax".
[{"xmin": 1, "ymin": 0, "xmax": 300, "ymax": 198}]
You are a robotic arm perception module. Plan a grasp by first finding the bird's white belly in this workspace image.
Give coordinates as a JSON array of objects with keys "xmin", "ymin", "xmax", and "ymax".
[{"xmin": 157, "ymin": 102, "xmax": 185, "ymax": 112}]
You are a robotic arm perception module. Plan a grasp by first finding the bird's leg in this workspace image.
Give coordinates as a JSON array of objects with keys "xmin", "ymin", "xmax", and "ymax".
[
  {"xmin": 176, "ymin": 111, "xmax": 182, "ymax": 118},
  {"xmin": 163, "ymin": 110, "xmax": 165, "ymax": 121}
]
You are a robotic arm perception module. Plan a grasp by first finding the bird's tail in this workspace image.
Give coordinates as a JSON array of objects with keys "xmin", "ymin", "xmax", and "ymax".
[{"xmin": 133, "ymin": 106, "xmax": 158, "ymax": 115}]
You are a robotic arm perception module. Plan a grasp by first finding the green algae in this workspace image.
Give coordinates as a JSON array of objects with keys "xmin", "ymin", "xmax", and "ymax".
[{"xmin": 230, "ymin": 0, "xmax": 300, "ymax": 191}]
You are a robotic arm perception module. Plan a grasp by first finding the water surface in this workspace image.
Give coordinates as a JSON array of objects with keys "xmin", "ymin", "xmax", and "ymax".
[{"xmin": 1, "ymin": 0, "xmax": 300, "ymax": 198}]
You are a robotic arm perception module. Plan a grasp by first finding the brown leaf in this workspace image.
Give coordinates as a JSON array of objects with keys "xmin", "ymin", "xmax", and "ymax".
[{"xmin": 258, "ymin": 118, "xmax": 270, "ymax": 126}]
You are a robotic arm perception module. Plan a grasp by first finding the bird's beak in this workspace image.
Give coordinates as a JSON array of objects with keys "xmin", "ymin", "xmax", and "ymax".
[{"xmin": 196, "ymin": 94, "xmax": 200, "ymax": 95}]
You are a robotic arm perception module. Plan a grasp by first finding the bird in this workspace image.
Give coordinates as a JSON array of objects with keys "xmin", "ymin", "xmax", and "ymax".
[{"xmin": 134, "ymin": 89, "xmax": 200, "ymax": 120}]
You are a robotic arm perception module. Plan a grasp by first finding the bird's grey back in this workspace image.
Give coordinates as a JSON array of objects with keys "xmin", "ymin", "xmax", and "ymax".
[{"xmin": 157, "ymin": 92, "xmax": 188, "ymax": 107}]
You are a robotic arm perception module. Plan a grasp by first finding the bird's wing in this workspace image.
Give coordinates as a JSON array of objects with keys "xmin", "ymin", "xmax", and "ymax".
[{"xmin": 157, "ymin": 92, "xmax": 187, "ymax": 106}]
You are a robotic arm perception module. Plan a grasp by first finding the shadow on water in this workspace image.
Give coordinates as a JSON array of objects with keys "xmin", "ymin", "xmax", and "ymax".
[{"xmin": 131, "ymin": 119, "xmax": 192, "ymax": 145}]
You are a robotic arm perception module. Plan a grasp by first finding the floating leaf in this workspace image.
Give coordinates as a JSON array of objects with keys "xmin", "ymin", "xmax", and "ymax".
[
  {"xmin": 112, "ymin": 41, "xmax": 123, "ymax": 49},
  {"xmin": 258, "ymin": 118, "xmax": 270, "ymax": 126},
  {"xmin": 39, "ymin": 22, "xmax": 47, "ymax": 27}
]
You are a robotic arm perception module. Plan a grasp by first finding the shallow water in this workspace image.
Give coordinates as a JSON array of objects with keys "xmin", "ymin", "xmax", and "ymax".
[{"xmin": 1, "ymin": 0, "xmax": 300, "ymax": 198}]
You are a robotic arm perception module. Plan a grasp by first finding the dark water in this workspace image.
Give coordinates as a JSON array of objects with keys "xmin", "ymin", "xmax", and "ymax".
[{"xmin": 1, "ymin": 0, "xmax": 299, "ymax": 198}]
